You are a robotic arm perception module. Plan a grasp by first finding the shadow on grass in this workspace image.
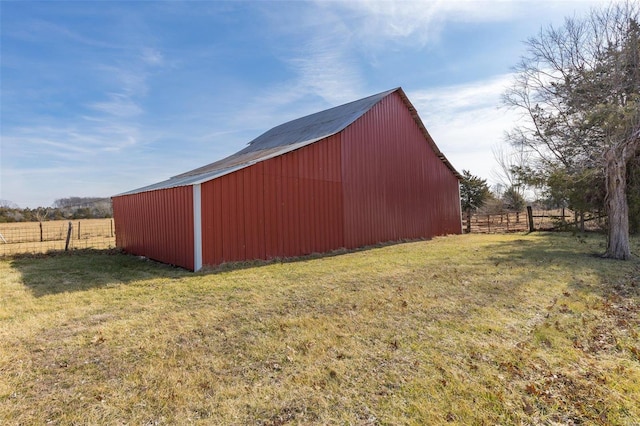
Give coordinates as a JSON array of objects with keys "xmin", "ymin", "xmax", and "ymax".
[
  {"xmin": 8, "ymin": 240, "xmax": 415, "ymax": 297},
  {"xmin": 198, "ymin": 240, "xmax": 412, "ymax": 274},
  {"xmin": 10, "ymin": 233, "xmax": 638, "ymax": 299},
  {"xmin": 9, "ymin": 249, "xmax": 189, "ymax": 298}
]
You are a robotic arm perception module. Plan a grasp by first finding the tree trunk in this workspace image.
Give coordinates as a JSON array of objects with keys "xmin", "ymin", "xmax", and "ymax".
[
  {"xmin": 466, "ymin": 208, "xmax": 472, "ymax": 233},
  {"xmin": 604, "ymin": 148, "xmax": 631, "ymax": 259}
]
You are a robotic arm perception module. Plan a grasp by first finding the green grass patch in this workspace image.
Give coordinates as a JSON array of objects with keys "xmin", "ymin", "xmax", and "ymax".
[{"xmin": 1, "ymin": 233, "xmax": 639, "ymax": 424}]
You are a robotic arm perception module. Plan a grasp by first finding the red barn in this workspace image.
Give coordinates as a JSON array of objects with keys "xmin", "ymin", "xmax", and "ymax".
[{"xmin": 112, "ymin": 88, "xmax": 462, "ymax": 271}]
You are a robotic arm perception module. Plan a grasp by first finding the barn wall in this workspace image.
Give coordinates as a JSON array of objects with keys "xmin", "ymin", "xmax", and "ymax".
[
  {"xmin": 113, "ymin": 90, "xmax": 461, "ymax": 270},
  {"xmin": 200, "ymin": 134, "xmax": 344, "ymax": 266},
  {"xmin": 341, "ymin": 91, "xmax": 462, "ymax": 248},
  {"xmin": 112, "ymin": 186, "xmax": 194, "ymax": 270}
]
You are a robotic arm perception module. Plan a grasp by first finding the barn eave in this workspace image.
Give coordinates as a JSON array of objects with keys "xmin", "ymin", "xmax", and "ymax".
[{"xmin": 114, "ymin": 136, "xmax": 327, "ymax": 197}]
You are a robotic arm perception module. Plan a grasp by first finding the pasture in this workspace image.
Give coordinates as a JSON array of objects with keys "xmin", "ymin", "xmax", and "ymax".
[
  {"xmin": 1, "ymin": 233, "xmax": 638, "ymax": 424},
  {"xmin": 0, "ymin": 218, "xmax": 115, "ymax": 256}
]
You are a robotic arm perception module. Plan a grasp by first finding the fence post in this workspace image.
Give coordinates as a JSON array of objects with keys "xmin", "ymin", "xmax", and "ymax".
[
  {"xmin": 527, "ymin": 206, "xmax": 534, "ymax": 232},
  {"xmin": 77, "ymin": 221, "xmax": 81, "ymax": 240},
  {"xmin": 65, "ymin": 221, "xmax": 73, "ymax": 251},
  {"xmin": 39, "ymin": 222, "xmax": 43, "ymax": 242},
  {"xmin": 110, "ymin": 219, "xmax": 114, "ymax": 237}
]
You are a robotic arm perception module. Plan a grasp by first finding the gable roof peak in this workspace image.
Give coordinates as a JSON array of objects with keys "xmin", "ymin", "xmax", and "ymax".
[
  {"xmin": 115, "ymin": 87, "xmax": 460, "ymax": 197},
  {"xmin": 239, "ymin": 88, "xmax": 399, "ymax": 154}
]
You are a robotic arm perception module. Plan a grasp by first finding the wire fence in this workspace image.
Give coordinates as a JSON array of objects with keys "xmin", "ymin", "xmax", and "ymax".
[
  {"xmin": 0, "ymin": 218, "xmax": 116, "ymax": 256},
  {"xmin": 0, "ymin": 210, "xmax": 605, "ymax": 256},
  {"xmin": 462, "ymin": 208, "xmax": 605, "ymax": 234}
]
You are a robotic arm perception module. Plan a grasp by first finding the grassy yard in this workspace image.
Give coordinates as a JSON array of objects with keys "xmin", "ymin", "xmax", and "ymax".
[{"xmin": 1, "ymin": 233, "xmax": 639, "ymax": 425}]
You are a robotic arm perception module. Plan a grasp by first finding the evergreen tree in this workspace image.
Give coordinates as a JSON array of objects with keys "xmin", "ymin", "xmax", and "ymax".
[{"xmin": 460, "ymin": 170, "xmax": 491, "ymax": 233}]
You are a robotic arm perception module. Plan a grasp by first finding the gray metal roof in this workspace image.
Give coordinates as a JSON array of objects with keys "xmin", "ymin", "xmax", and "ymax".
[
  {"xmin": 115, "ymin": 139, "xmax": 317, "ymax": 196},
  {"xmin": 244, "ymin": 88, "xmax": 397, "ymax": 152},
  {"xmin": 172, "ymin": 88, "xmax": 396, "ymax": 179},
  {"xmin": 116, "ymin": 87, "xmax": 459, "ymax": 197}
]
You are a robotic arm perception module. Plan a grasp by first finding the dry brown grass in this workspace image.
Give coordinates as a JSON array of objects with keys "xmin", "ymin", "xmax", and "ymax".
[
  {"xmin": 0, "ymin": 218, "xmax": 115, "ymax": 256},
  {"xmin": 1, "ymin": 233, "xmax": 639, "ymax": 424}
]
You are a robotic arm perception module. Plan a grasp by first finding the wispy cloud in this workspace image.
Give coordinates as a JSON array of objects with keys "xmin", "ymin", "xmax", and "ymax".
[
  {"xmin": 87, "ymin": 45, "xmax": 166, "ymax": 120},
  {"xmin": 323, "ymin": 1, "xmax": 518, "ymax": 48},
  {"xmin": 2, "ymin": 1, "xmax": 606, "ymax": 207},
  {"xmin": 6, "ymin": 18, "xmax": 123, "ymax": 50},
  {"xmin": 89, "ymin": 93, "xmax": 144, "ymax": 118},
  {"xmin": 286, "ymin": 42, "xmax": 362, "ymax": 105},
  {"xmin": 408, "ymin": 74, "xmax": 518, "ymax": 182},
  {"xmin": 4, "ymin": 122, "xmax": 141, "ymax": 160},
  {"xmin": 140, "ymin": 47, "xmax": 164, "ymax": 66},
  {"xmin": 249, "ymin": 0, "xmax": 519, "ymax": 123},
  {"xmin": 411, "ymin": 74, "xmax": 514, "ymax": 118}
]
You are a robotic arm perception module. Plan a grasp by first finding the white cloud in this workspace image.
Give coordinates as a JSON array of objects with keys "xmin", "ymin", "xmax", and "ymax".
[
  {"xmin": 411, "ymin": 74, "xmax": 513, "ymax": 116},
  {"xmin": 89, "ymin": 93, "xmax": 144, "ymax": 118},
  {"xmin": 4, "ymin": 0, "xmax": 608, "ymax": 207},
  {"xmin": 325, "ymin": 0, "xmax": 518, "ymax": 48},
  {"xmin": 252, "ymin": 0, "xmax": 520, "ymax": 128},
  {"xmin": 140, "ymin": 47, "xmax": 164, "ymax": 66},
  {"xmin": 286, "ymin": 41, "xmax": 363, "ymax": 105},
  {"xmin": 408, "ymin": 74, "xmax": 518, "ymax": 182}
]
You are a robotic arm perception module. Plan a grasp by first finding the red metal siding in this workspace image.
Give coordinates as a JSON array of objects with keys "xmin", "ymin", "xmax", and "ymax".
[
  {"xmin": 200, "ymin": 134, "xmax": 344, "ymax": 266},
  {"xmin": 112, "ymin": 186, "xmax": 194, "ymax": 270},
  {"xmin": 114, "ymin": 90, "xmax": 460, "ymax": 270},
  {"xmin": 341, "ymin": 91, "xmax": 462, "ymax": 248}
]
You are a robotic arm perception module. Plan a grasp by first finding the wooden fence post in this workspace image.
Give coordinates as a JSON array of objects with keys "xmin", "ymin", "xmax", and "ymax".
[
  {"xmin": 77, "ymin": 221, "xmax": 81, "ymax": 240},
  {"xmin": 110, "ymin": 219, "xmax": 114, "ymax": 237},
  {"xmin": 65, "ymin": 221, "xmax": 73, "ymax": 251},
  {"xmin": 39, "ymin": 222, "xmax": 43, "ymax": 242},
  {"xmin": 527, "ymin": 206, "xmax": 534, "ymax": 232}
]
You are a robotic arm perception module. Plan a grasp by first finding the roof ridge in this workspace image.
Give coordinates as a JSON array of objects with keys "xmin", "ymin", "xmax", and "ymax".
[
  {"xmin": 246, "ymin": 88, "xmax": 399, "ymax": 146},
  {"xmin": 116, "ymin": 87, "xmax": 461, "ymax": 197},
  {"xmin": 171, "ymin": 88, "xmax": 399, "ymax": 179}
]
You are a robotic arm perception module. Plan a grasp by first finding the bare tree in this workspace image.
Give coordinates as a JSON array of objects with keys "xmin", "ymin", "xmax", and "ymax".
[
  {"xmin": 0, "ymin": 200, "xmax": 19, "ymax": 209},
  {"xmin": 491, "ymin": 143, "xmax": 531, "ymax": 194},
  {"xmin": 504, "ymin": 2, "xmax": 640, "ymax": 259}
]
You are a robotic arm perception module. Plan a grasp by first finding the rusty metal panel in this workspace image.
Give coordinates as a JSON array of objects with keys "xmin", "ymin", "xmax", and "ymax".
[
  {"xmin": 113, "ymin": 186, "xmax": 194, "ymax": 270},
  {"xmin": 341, "ymin": 91, "xmax": 461, "ymax": 248}
]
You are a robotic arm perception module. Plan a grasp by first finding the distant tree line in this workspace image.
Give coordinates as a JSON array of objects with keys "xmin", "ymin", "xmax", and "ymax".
[{"xmin": 0, "ymin": 197, "xmax": 112, "ymax": 223}]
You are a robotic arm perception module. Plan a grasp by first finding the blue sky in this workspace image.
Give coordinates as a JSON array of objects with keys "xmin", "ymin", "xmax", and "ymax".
[{"xmin": 1, "ymin": 0, "xmax": 604, "ymax": 208}]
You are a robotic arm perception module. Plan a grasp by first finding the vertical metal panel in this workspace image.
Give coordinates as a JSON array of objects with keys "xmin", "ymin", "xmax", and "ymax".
[
  {"xmin": 262, "ymin": 158, "xmax": 281, "ymax": 257},
  {"xmin": 341, "ymin": 91, "xmax": 461, "ymax": 248},
  {"xmin": 112, "ymin": 186, "xmax": 194, "ymax": 270},
  {"xmin": 199, "ymin": 134, "xmax": 344, "ymax": 267},
  {"xmin": 201, "ymin": 177, "xmax": 224, "ymax": 266}
]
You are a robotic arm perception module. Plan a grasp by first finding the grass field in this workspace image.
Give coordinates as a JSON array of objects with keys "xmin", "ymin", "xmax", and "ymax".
[
  {"xmin": 1, "ymin": 233, "xmax": 639, "ymax": 424},
  {"xmin": 0, "ymin": 218, "xmax": 115, "ymax": 256}
]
